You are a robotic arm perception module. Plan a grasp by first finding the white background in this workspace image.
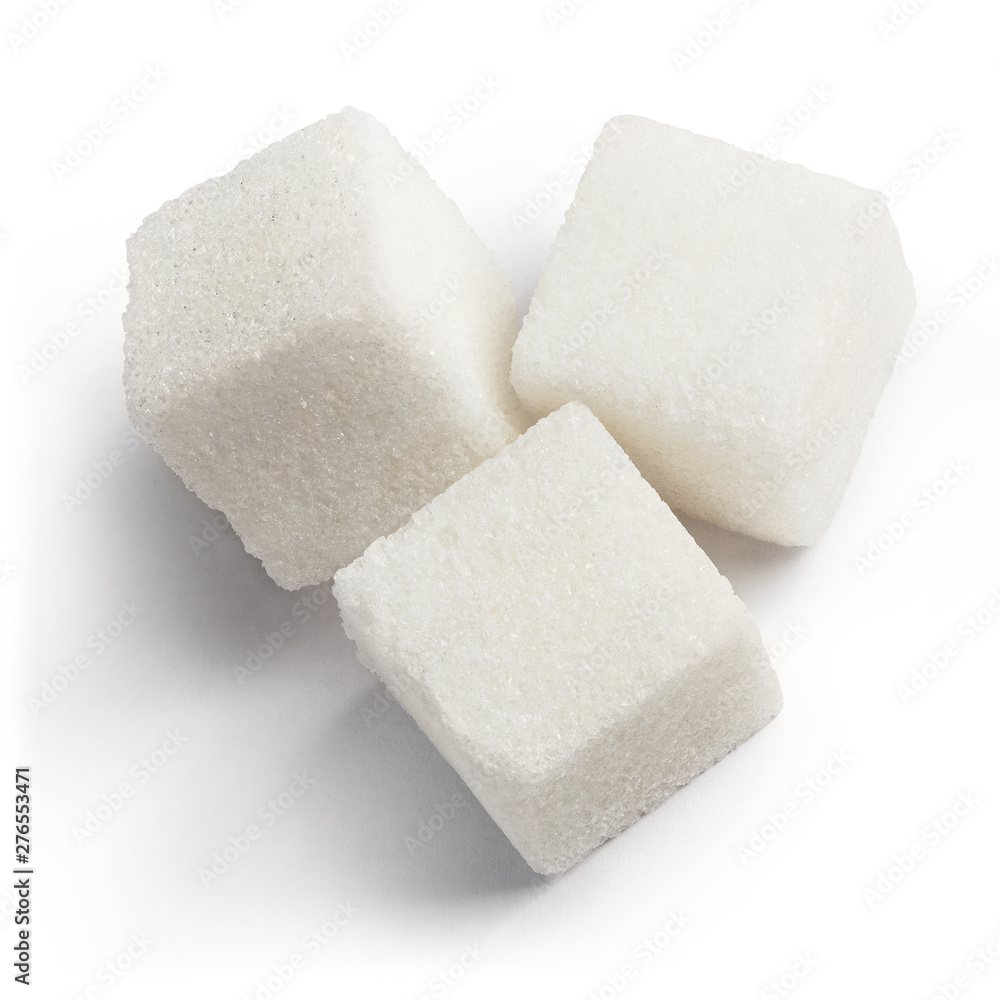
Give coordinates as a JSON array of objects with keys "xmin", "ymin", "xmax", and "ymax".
[{"xmin": 2, "ymin": 0, "xmax": 999, "ymax": 996}]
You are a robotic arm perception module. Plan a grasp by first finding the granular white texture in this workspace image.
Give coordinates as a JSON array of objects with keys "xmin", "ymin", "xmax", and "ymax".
[
  {"xmin": 334, "ymin": 402, "xmax": 781, "ymax": 876},
  {"xmin": 510, "ymin": 115, "xmax": 916, "ymax": 546},
  {"xmin": 123, "ymin": 106, "xmax": 528, "ymax": 589}
]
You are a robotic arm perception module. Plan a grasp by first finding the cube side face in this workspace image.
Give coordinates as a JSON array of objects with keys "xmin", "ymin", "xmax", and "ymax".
[
  {"xmin": 502, "ymin": 616, "xmax": 781, "ymax": 875},
  {"xmin": 511, "ymin": 116, "xmax": 916, "ymax": 546},
  {"xmin": 334, "ymin": 402, "xmax": 781, "ymax": 874},
  {"xmin": 144, "ymin": 320, "xmax": 517, "ymax": 589},
  {"xmin": 366, "ymin": 137, "xmax": 530, "ymax": 442},
  {"xmin": 123, "ymin": 108, "xmax": 527, "ymax": 588}
]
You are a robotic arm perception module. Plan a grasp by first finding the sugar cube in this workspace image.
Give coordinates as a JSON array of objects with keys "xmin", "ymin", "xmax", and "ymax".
[
  {"xmin": 334, "ymin": 402, "xmax": 781, "ymax": 875},
  {"xmin": 510, "ymin": 115, "xmax": 916, "ymax": 545},
  {"xmin": 124, "ymin": 107, "xmax": 528, "ymax": 589}
]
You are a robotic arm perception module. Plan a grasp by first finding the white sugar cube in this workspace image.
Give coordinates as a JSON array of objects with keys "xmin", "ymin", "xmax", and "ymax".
[
  {"xmin": 334, "ymin": 402, "xmax": 781, "ymax": 875},
  {"xmin": 124, "ymin": 107, "xmax": 528, "ymax": 589},
  {"xmin": 511, "ymin": 115, "xmax": 916, "ymax": 546}
]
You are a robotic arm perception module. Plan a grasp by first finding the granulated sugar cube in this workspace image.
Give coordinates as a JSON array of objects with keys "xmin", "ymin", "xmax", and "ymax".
[
  {"xmin": 334, "ymin": 402, "xmax": 781, "ymax": 876},
  {"xmin": 510, "ymin": 115, "xmax": 916, "ymax": 546},
  {"xmin": 123, "ymin": 107, "xmax": 528, "ymax": 589}
]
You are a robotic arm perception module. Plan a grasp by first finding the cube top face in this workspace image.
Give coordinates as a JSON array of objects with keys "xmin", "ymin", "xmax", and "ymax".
[
  {"xmin": 511, "ymin": 115, "xmax": 916, "ymax": 545},
  {"xmin": 335, "ymin": 402, "xmax": 758, "ymax": 783},
  {"xmin": 125, "ymin": 108, "xmax": 382, "ymax": 408},
  {"xmin": 124, "ymin": 106, "xmax": 520, "ymax": 430}
]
